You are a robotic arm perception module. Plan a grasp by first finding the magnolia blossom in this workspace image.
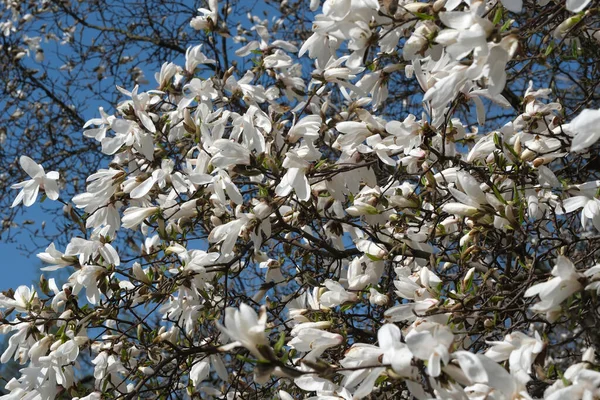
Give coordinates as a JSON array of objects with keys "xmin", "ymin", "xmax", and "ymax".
[
  {"xmin": 546, "ymin": 369, "xmax": 600, "ymax": 399},
  {"xmin": 378, "ymin": 324, "xmax": 414, "ymax": 377},
  {"xmin": 288, "ymin": 322, "xmax": 343, "ymax": 361},
  {"xmin": 570, "ymin": 108, "xmax": 600, "ymax": 152},
  {"xmin": 0, "ymin": 285, "xmax": 38, "ymax": 313},
  {"xmin": 524, "ymin": 256, "xmax": 582, "ymax": 322},
  {"xmin": 190, "ymin": 0, "xmax": 218, "ymax": 30},
  {"xmin": 406, "ymin": 322, "xmax": 454, "ymax": 377},
  {"xmin": 442, "ymin": 170, "xmax": 492, "ymax": 217},
  {"xmin": 485, "ymin": 331, "xmax": 545, "ymax": 383},
  {"xmin": 557, "ymin": 180, "xmax": 600, "ymax": 231},
  {"xmin": 11, "ymin": 156, "xmax": 60, "ymax": 207},
  {"xmin": 319, "ymin": 280, "xmax": 358, "ymax": 307},
  {"xmin": 218, "ymin": 303, "xmax": 269, "ymax": 359}
]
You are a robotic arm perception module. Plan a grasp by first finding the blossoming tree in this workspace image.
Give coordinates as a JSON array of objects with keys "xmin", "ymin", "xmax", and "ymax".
[{"xmin": 3, "ymin": 0, "xmax": 600, "ymax": 399}]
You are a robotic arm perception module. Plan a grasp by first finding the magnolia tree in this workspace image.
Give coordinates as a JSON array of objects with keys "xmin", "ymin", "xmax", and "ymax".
[{"xmin": 3, "ymin": 0, "xmax": 600, "ymax": 398}]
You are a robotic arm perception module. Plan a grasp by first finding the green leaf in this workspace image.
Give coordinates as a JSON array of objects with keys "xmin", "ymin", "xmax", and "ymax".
[
  {"xmin": 413, "ymin": 12, "xmax": 435, "ymax": 20},
  {"xmin": 544, "ymin": 41, "xmax": 555, "ymax": 57},
  {"xmin": 493, "ymin": 132, "xmax": 502, "ymax": 149},
  {"xmin": 500, "ymin": 19, "xmax": 514, "ymax": 32},
  {"xmin": 366, "ymin": 253, "xmax": 383, "ymax": 262},
  {"xmin": 492, "ymin": 184, "xmax": 508, "ymax": 205},
  {"xmin": 493, "ymin": 7, "xmax": 503, "ymax": 25},
  {"xmin": 274, "ymin": 332, "xmax": 286, "ymax": 353}
]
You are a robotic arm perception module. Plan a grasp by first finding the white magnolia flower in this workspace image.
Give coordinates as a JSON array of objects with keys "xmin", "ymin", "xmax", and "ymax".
[
  {"xmin": 436, "ymin": 2, "xmax": 494, "ymax": 60},
  {"xmin": 288, "ymin": 322, "xmax": 343, "ymax": 360},
  {"xmin": 524, "ymin": 256, "xmax": 582, "ymax": 322},
  {"xmin": 557, "ymin": 180, "xmax": 600, "ymax": 231},
  {"xmin": 546, "ymin": 369, "xmax": 600, "ymax": 400},
  {"xmin": 319, "ymin": 280, "xmax": 358, "ymax": 307},
  {"xmin": 442, "ymin": 170, "xmax": 492, "ymax": 217},
  {"xmin": 485, "ymin": 331, "xmax": 545, "ymax": 383},
  {"xmin": 378, "ymin": 324, "xmax": 415, "ymax": 377},
  {"xmin": 570, "ymin": 108, "xmax": 600, "ymax": 152},
  {"xmin": 37, "ymin": 243, "xmax": 75, "ymax": 271},
  {"xmin": 406, "ymin": 322, "xmax": 454, "ymax": 377},
  {"xmin": 11, "ymin": 156, "xmax": 60, "ymax": 207},
  {"xmin": 0, "ymin": 285, "xmax": 38, "ymax": 313},
  {"xmin": 218, "ymin": 303, "xmax": 269, "ymax": 359},
  {"xmin": 584, "ymin": 264, "xmax": 600, "ymax": 293},
  {"xmin": 453, "ymin": 351, "xmax": 530, "ymax": 399},
  {"xmin": 190, "ymin": 0, "xmax": 218, "ymax": 30},
  {"xmin": 122, "ymin": 206, "xmax": 159, "ymax": 230},
  {"xmin": 275, "ymin": 150, "xmax": 315, "ymax": 202}
]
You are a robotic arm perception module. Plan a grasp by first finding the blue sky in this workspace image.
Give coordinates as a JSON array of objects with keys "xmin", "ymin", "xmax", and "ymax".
[
  {"xmin": 0, "ymin": 205, "xmax": 57, "ymax": 291},
  {"xmin": 0, "ymin": 242, "xmax": 40, "ymax": 291}
]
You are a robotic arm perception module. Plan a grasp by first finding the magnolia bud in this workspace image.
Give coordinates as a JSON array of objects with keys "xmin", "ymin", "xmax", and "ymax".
[
  {"xmin": 433, "ymin": 0, "xmax": 446, "ymax": 12},
  {"xmin": 532, "ymin": 157, "xmax": 544, "ymax": 168},
  {"xmin": 139, "ymin": 366, "xmax": 155, "ymax": 375},
  {"xmin": 513, "ymin": 135, "xmax": 522, "ymax": 155},
  {"xmin": 403, "ymin": 2, "xmax": 429, "ymax": 13},
  {"xmin": 442, "ymin": 203, "xmax": 479, "ymax": 217},
  {"xmin": 520, "ymin": 149, "xmax": 535, "ymax": 161},
  {"xmin": 553, "ymin": 15, "xmax": 582, "ymax": 39}
]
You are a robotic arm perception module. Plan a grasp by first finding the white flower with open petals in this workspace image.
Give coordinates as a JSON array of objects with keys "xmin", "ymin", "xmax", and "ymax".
[
  {"xmin": 406, "ymin": 322, "xmax": 454, "ymax": 378},
  {"xmin": 584, "ymin": 264, "xmax": 600, "ymax": 294},
  {"xmin": 453, "ymin": 351, "xmax": 529, "ymax": 399},
  {"xmin": 524, "ymin": 256, "xmax": 582, "ymax": 322},
  {"xmin": 190, "ymin": 0, "xmax": 218, "ymax": 30},
  {"xmin": 485, "ymin": 331, "xmax": 545, "ymax": 384},
  {"xmin": 11, "ymin": 156, "xmax": 60, "ymax": 207},
  {"xmin": 218, "ymin": 303, "xmax": 269, "ymax": 359},
  {"xmin": 319, "ymin": 280, "xmax": 358, "ymax": 307},
  {"xmin": 378, "ymin": 324, "xmax": 415, "ymax": 377},
  {"xmin": 442, "ymin": 170, "xmax": 491, "ymax": 217},
  {"xmin": 546, "ymin": 369, "xmax": 600, "ymax": 400},
  {"xmin": 288, "ymin": 322, "xmax": 343, "ymax": 360},
  {"xmin": 275, "ymin": 151, "xmax": 313, "ymax": 202},
  {"xmin": 557, "ymin": 180, "xmax": 600, "ymax": 231},
  {"xmin": 37, "ymin": 243, "xmax": 75, "ymax": 271},
  {"xmin": 406, "ymin": 322, "xmax": 454, "ymax": 377},
  {"xmin": 570, "ymin": 109, "xmax": 600, "ymax": 152},
  {"xmin": 0, "ymin": 285, "xmax": 38, "ymax": 313},
  {"xmin": 435, "ymin": 3, "xmax": 494, "ymax": 60}
]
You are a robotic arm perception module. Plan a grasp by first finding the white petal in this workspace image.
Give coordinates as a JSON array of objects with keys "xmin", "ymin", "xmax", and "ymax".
[
  {"xmin": 378, "ymin": 324, "xmax": 401, "ymax": 349},
  {"xmin": 566, "ymin": 0, "xmax": 592, "ymax": 12},
  {"xmin": 130, "ymin": 176, "xmax": 156, "ymax": 199},
  {"xmin": 472, "ymin": 95, "xmax": 486, "ymax": 125},
  {"xmin": 560, "ymin": 196, "xmax": 588, "ymax": 214},
  {"xmin": 452, "ymin": 351, "xmax": 489, "ymax": 383},
  {"xmin": 19, "ymin": 156, "xmax": 44, "ymax": 178},
  {"xmin": 23, "ymin": 184, "xmax": 40, "ymax": 207},
  {"xmin": 43, "ymin": 178, "xmax": 60, "ymax": 200},
  {"xmin": 439, "ymin": 12, "xmax": 474, "ymax": 30}
]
